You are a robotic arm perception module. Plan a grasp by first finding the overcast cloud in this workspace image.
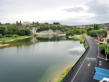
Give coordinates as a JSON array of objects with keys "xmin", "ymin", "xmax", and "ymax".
[{"xmin": 0, "ymin": 0, "xmax": 109, "ymax": 25}]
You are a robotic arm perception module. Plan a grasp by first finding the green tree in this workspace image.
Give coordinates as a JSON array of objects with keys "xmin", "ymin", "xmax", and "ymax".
[
  {"xmin": 94, "ymin": 24, "xmax": 99, "ymax": 30},
  {"xmin": 19, "ymin": 21, "xmax": 22, "ymax": 25},
  {"xmin": 0, "ymin": 27, "xmax": 5, "ymax": 35},
  {"xmin": 53, "ymin": 22, "xmax": 60, "ymax": 25},
  {"xmin": 16, "ymin": 21, "xmax": 19, "ymax": 26}
]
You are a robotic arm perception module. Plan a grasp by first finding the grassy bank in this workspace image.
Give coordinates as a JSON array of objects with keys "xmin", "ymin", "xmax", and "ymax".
[
  {"xmin": 0, "ymin": 36, "xmax": 33, "ymax": 43},
  {"xmin": 58, "ymin": 65, "xmax": 72, "ymax": 82},
  {"xmin": 0, "ymin": 35, "xmax": 33, "ymax": 48}
]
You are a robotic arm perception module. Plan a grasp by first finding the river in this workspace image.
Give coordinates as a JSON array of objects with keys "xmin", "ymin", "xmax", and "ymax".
[{"xmin": 0, "ymin": 36, "xmax": 85, "ymax": 82}]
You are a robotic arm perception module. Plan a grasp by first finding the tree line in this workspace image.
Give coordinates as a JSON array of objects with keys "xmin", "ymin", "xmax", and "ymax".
[
  {"xmin": 66, "ymin": 24, "xmax": 107, "ymax": 38},
  {"xmin": 0, "ymin": 26, "xmax": 31, "ymax": 38}
]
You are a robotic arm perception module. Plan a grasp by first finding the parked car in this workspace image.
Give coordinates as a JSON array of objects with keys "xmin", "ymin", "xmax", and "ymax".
[{"xmin": 100, "ymin": 78, "xmax": 109, "ymax": 82}]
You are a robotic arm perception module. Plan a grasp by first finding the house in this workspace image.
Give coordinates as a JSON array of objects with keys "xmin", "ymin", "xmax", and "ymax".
[{"xmin": 23, "ymin": 21, "xmax": 30, "ymax": 25}]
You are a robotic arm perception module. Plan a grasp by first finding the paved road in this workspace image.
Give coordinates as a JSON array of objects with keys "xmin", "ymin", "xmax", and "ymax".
[{"xmin": 64, "ymin": 37, "xmax": 98, "ymax": 82}]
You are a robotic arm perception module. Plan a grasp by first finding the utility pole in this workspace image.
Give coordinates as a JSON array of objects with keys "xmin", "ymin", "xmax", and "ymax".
[
  {"xmin": 97, "ymin": 34, "xmax": 100, "ymax": 58},
  {"xmin": 105, "ymin": 45, "xmax": 108, "ymax": 61}
]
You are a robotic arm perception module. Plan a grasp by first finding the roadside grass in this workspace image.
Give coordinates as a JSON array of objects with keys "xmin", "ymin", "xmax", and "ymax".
[{"xmin": 58, "ymin": 65, "xmax": 72, "ymax": 82}]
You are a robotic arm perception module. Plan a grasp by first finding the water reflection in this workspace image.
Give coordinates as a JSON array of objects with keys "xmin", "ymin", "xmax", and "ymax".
[{"xmin": 0, "ymin": 36, "xmax": 85, "ymax": 82}]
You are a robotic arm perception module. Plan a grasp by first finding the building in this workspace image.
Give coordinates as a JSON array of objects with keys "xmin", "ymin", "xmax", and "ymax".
[{"xmin": 23, "ymin": 21, "xmax": 30, "ymax": 25}]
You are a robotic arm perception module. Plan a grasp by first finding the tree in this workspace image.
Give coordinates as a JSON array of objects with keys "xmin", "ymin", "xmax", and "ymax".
[
  {"xmin": 32, "ymin": 21, "xmax": 35, "ymax": 25},
  {"xmin": 53, "ymin": 22, "xmax": 60, "ymax": 25},
  {"xmin": 16, "ymin": 21, "xmax": 19, "ymax": 26},
  {"xmin": 16, "ymin": 21, "xmax": 22, "ymax": 26},
  {"xmin": 0, "ymin": 27, "xmax": 5, "ymax": 35},
  {"xmin": 94, "ymin": 24, "xmax": 99, "ymax": 30},
  {"xmin": 87, "ymin": 29, "xmax": 107, "ymax": 37},
  {"xmin": 19, "ymin": 21, "xmax": 22, "ymax": 25},
  {"xmin": 17, "ymin": 28, "xmax": 31, "ymax": 36}
]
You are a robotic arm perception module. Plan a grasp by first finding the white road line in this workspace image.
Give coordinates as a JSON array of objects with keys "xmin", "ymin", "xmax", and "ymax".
[
  {"xmin": 71, "ymin": 38, "xmax": 90, "ymax": 82},
  {"xmin": 71, "ymin": 56, "xmax": 88, "ymax": 82},
  {"xmin": 88, "ymin": 63, "xmax": 91, "ymax": 67},
  {"xmin": 99, "ymin": 61, "xmax": 102, "ymax": 66}
]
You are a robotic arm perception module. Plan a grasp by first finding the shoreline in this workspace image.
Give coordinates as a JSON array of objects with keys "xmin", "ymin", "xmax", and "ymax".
[
  {"xmin": 0, "ymin": 35, "xmax": 33, "ymax": 48},
  {"xmin": 58, "ymin": 65, "xmax": 72, "ymax": 82}
]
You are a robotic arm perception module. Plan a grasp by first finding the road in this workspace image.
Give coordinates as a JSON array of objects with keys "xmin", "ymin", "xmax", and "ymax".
[{"xmin": 64, "ymin": 37, "xmax": 98, "ymax": 82}]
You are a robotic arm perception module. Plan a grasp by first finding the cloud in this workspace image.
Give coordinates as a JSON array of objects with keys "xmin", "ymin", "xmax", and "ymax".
[
  {"xmin": 84, "ymin": 0, "xmax": 109, "ymax": 24},
  {"xmin": 64, "ymin": 7, "xmax": 84, "ymax": 12},
  {"xmin": 0, "ymin": 0, "xmax": 109, "ymax": 25},
  {"xmin": 87, "ymin": 0, "xmax": 109, "ymax": 15}
]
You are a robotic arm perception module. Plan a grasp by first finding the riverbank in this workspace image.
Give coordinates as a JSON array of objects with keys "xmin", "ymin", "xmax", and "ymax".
[
  {"xmin": 58, "ymin": 65, "xmax": 72, "ymax": 82},
  {"xmin": 0, "ymin": 35, "xmax": 33, "ymax": 47}
]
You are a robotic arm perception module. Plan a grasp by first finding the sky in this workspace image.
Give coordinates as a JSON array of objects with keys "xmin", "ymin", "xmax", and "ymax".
[{"xmin": 0, "ymin": 0, "xmax": 109, "ymax": 25}]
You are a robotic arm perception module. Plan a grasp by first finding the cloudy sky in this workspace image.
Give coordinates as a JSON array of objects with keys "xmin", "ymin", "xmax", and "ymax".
[{"xmin": 0, "ymin": 0, "xmax": 109, "ymax": 25}]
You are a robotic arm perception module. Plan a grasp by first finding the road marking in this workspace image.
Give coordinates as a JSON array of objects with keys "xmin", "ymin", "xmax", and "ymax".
[
  {"xmin": 88, "ymin": 63, "xmax": 91, "ymax": 67},
  {"xmin": 71, "ymin": 56, "xmax": 87, "ymax": 82},
  {"xmin": 87, "ymin": 58, "xmax": 96, "ymax": 61},
  {"xmin": 99, "ymin": 61, "xmax": 102, "ymax": 66},
  {"xmin": 71, "ymin": 37, "xmax": 97, "ymax": 82},
  {"xmin": 71, "ymin": 38, "xmax": 90, "ymax": 82}
]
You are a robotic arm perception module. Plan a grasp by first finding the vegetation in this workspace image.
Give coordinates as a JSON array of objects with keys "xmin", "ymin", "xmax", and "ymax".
[
  {"xmin": 0, "ymin": 22, "xmax": 32, "ymax": 43},
  {"xmin": 0, "ymin": 21, "xmax": 68, "ymax": 44},
  {"xmin": 107, "ymin": 39, "xmax": 109, "ymax": 43},
  {"xmin": 93, "ymin": 24, "xmax": 99, "ymax": 30},
  {"xmin": 87, "ymin": 29, "xmax": 107, "ymax": 37},
  {"xmin": 36, "ymin": 24, "xmax": 67, "ymax": 32},
  {"xmin": 58, "ymin": 65, "xmax": 72, "ymax": 82},
  {"xmin": 66, "ymin": 28, "xmax": 86, "ymax": 36},
  {"xmin": 0, "ymin": 26, "xmax": 31, "ymax": 36},
  {"xmin": 66, "ymin": 24, "xmax": 107, "ymax": 38},
  {"xmin": 99, "ymin": 44, "xmax": 109, "ymax": 55},
  {"xmin": 0, "ymin": 36, "xmax": 32, "ymax": 43}
]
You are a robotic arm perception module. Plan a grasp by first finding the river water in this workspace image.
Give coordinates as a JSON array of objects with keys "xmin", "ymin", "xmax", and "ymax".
[{"xmin": 0, "ymin": 37, "xmax": 85, "ymax": 82}]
